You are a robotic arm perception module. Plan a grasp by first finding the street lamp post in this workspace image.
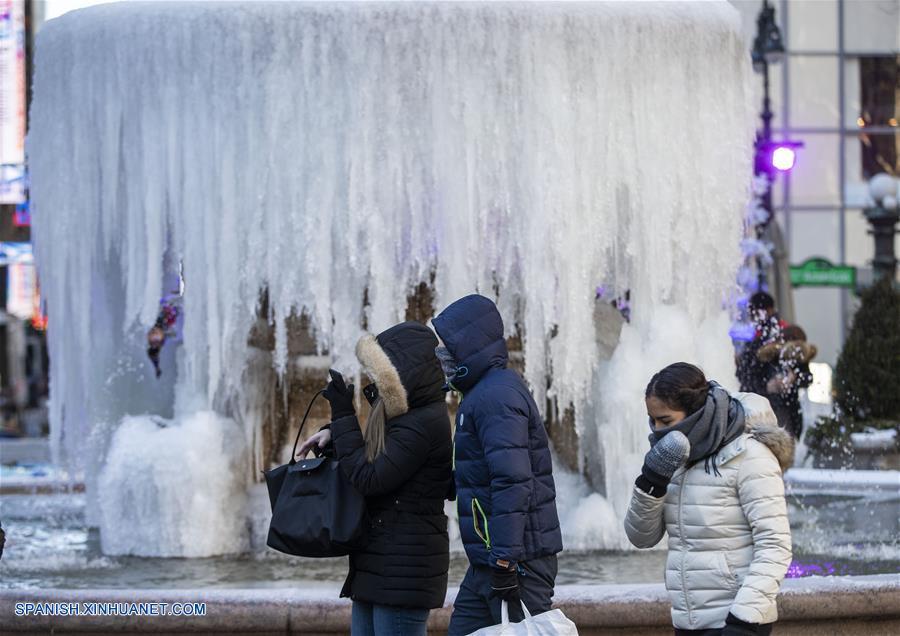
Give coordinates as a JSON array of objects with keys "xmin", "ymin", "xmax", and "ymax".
[
  {"xmin": 752, "ymin": 0, "xmax": 783, "ymax": 153},
  {"xmin": 864, "ymin": 174, "xmax": 900, "ymax": 284},
  {"xmin": 751, "ymin": 0, "xmax": 801, "ymax": 291}
]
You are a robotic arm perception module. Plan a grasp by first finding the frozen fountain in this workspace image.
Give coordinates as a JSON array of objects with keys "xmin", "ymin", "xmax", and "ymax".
[{"xmin": 26, "ymin": 1, "xmax": 756, "ymax": 557}]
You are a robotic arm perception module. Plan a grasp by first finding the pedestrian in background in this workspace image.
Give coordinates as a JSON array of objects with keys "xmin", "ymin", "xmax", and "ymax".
[
  {"xmin": 736, "ymin": 292, "xmax": 786, "ymax": 396},
  {"xmin": 758, "ymin": 324, "xmax": 817, "ymax": 439}
]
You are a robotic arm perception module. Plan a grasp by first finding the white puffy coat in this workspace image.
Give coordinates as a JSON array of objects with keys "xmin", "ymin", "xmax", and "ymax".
[{"xmin": 624, "ymin": 393, "xmax": 794, "ymax": 630}]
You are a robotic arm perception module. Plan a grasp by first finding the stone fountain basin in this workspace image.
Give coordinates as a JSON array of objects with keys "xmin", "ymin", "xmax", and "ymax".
[{"xmin": 2, "ymin": 575, "xmax": 899, "ymax": 635}]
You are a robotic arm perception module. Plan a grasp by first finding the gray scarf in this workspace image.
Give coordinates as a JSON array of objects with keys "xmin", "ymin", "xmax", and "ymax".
[{"xmin": 649, "ymin": 382, "xmax": 746, "ymax": 475}]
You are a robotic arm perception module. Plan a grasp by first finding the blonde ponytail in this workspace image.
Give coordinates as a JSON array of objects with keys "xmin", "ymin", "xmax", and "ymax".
[{"xmin": 363, "ymin": 397, "xmax": 387, "ymax": 462}]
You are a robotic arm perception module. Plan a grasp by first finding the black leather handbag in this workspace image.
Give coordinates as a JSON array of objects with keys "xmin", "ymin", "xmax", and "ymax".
[{"xmin": 263, "ymin": 391, "xmax": 368, "ymax": 557}]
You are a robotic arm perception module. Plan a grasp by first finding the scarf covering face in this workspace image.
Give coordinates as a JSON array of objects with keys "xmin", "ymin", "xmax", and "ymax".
[
  {"xmin": 434, "ymin": 345, "xmax": 459, "ymax": 388},
  {"xmin": 649, "ymin": 381, "xmax": 746, "ymax": 474}
]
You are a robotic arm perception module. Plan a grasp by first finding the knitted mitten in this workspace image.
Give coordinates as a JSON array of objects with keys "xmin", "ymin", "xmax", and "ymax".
[{"xmin": 637, "ymin": 431, "xmax": 691, "ymax": 497}]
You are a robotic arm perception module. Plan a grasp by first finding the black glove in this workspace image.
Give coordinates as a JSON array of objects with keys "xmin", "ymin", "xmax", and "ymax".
[
  {"xmin": 489, "ymin": 564, "xmax": 520, "ymax": 605},
  {"xmin": 635, "ymin": 430, "xmax": 690, "ymax": 497},
  {"xmin": 323, "ymin": 370, "xmax": 355, "ymax": 421},
  {"xmin": 722, "ymin": 613, "xmax": 760, "ymax": 635}
]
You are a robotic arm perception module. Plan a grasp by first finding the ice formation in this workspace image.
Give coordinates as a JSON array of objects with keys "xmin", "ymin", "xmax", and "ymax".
[
  {"xmin": 97, "ymin": 412, "xmax": 248, "ymax": 556},
  {"xmin": 28, "ymin": 1, "xmax": 754, "ymax": 553}
]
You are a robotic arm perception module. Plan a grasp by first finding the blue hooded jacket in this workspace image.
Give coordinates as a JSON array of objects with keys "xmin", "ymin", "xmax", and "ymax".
[{"xmin": 432, "ymin": 294, "xmax": 563, "ymax": 567}]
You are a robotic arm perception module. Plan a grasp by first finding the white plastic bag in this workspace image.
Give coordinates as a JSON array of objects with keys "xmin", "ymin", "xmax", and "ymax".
[{"xmin": 467, "ymin": 601, "xmax": 579, "ymax": 636}]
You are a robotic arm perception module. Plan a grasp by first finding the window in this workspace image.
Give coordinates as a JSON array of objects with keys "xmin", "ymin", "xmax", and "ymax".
[{"xmin": 857, "ymin": 55, "xmax": 899, "ymax": 178}]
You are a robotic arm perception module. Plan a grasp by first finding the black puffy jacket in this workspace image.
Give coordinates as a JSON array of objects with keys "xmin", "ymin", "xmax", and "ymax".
[{"xmin": 330, "ymin": 321, "xmax": 453, "ymax": 609}]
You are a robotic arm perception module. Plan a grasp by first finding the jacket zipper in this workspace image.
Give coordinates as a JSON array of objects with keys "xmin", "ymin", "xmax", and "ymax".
[
  {"xmin": 677, "ymin": 470, "xmax": 692, "ymax": 625},
  {"xmin": 472, "ymin": 497, "xmax": 491, "ymax": 550},
  {"xmin": 453, "ymin": 413, "xmax": 463, "ymax": 471},
  {"xmin": 453, "ymin": 413, "xmax": 463, "ymax": 522}
]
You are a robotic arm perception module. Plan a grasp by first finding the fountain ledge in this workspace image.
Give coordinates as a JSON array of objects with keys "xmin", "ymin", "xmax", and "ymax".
[{"xmin": 2, "ymin": 575, "xmax": 899, "ymax": 635}]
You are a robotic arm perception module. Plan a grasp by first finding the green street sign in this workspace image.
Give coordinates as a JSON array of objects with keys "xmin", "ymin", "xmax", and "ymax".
[{"xmin": 790, "ymin": 257, "xmax": 856, "ymax": 288}]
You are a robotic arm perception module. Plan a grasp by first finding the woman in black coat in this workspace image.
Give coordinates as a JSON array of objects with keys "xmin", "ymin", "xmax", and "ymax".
[{"xmin": 297, "ymin": 321, "xmax": 453, "ymax": 636}]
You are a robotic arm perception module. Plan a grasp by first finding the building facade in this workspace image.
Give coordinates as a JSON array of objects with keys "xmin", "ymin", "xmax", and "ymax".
[{"xmin": 731, "ymin": 0, "xmax": 899, "ymax": 366}]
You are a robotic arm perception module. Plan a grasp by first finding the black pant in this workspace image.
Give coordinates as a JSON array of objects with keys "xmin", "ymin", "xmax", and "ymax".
[
  {"xmin": 675, "ymin": 624, "xmax": 773, "ymax": 636},
  {"xmin": 447, "ymin": 554, "xmax": 558, "ymax": 636}
]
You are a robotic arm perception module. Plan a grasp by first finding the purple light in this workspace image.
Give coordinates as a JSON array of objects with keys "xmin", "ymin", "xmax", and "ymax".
[
  {"xmin": 786, "ymin": 559, "xmax": 837, "ymax": 579},
  {"xmin": 771, "ymin": 146, "xmax": 796, "ymax": 171}
]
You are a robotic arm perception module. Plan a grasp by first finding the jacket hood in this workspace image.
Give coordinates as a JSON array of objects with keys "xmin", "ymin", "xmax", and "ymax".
[
  {"xmin": 431, "ymin": 294, "xmax": 508, "ymax": 393},
  {"xmin": 782, "ymin": 340, "xmax": 817, "ymax": 364},
  {"xmin": 355, "ymin": 321, "xmax": 445, "ymax": 419},
  {"xmin": 746, "ymin": 420, "xmax": 795, "ymax": 472},
  {"xmin": 757, "ymin": 340, "xmax": 817, "ymax": 364}
]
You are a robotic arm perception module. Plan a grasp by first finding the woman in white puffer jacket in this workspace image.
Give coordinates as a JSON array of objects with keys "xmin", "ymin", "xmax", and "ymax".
[{"xmin": 625, "ymin": 363, "xmax": 794, "ymax": 636}]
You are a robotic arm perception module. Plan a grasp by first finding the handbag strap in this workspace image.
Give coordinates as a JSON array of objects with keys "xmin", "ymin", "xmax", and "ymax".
[{"xmin": 290, "ymin": 389, "xmax": 326, "ymax": 464}]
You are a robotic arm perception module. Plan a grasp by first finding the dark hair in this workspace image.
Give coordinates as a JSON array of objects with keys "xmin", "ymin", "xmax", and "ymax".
[
  {"xmin": 783, "ymin": 324, "xmax": 807, "ymax": 341},
  {"xmin": 645, "ymin": 362, "xmax": 708, "ymax": 415},
  {"xmin": 748, "ymin": 292, "xmax": 775, "ymax": 311}
]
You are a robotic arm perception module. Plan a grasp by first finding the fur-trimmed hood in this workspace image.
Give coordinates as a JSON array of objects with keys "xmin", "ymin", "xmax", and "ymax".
[
  {"xmin": 356, "ymin": 334, "xmax": 409, "ymax": 419},
  {"xmin": 732, "ymin": 391, "xmax": 795, "ymax": 473},
  {"xmin": 355, "ymin": 321, "xmax": 446, "ymax": 419},
  {"xmin": 747, "ymin": 419, "xmax": 795, "ymax": 473},
  {"xmin": 757, "ymin": 340, "xmax": 817, "ymax": 364}
]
